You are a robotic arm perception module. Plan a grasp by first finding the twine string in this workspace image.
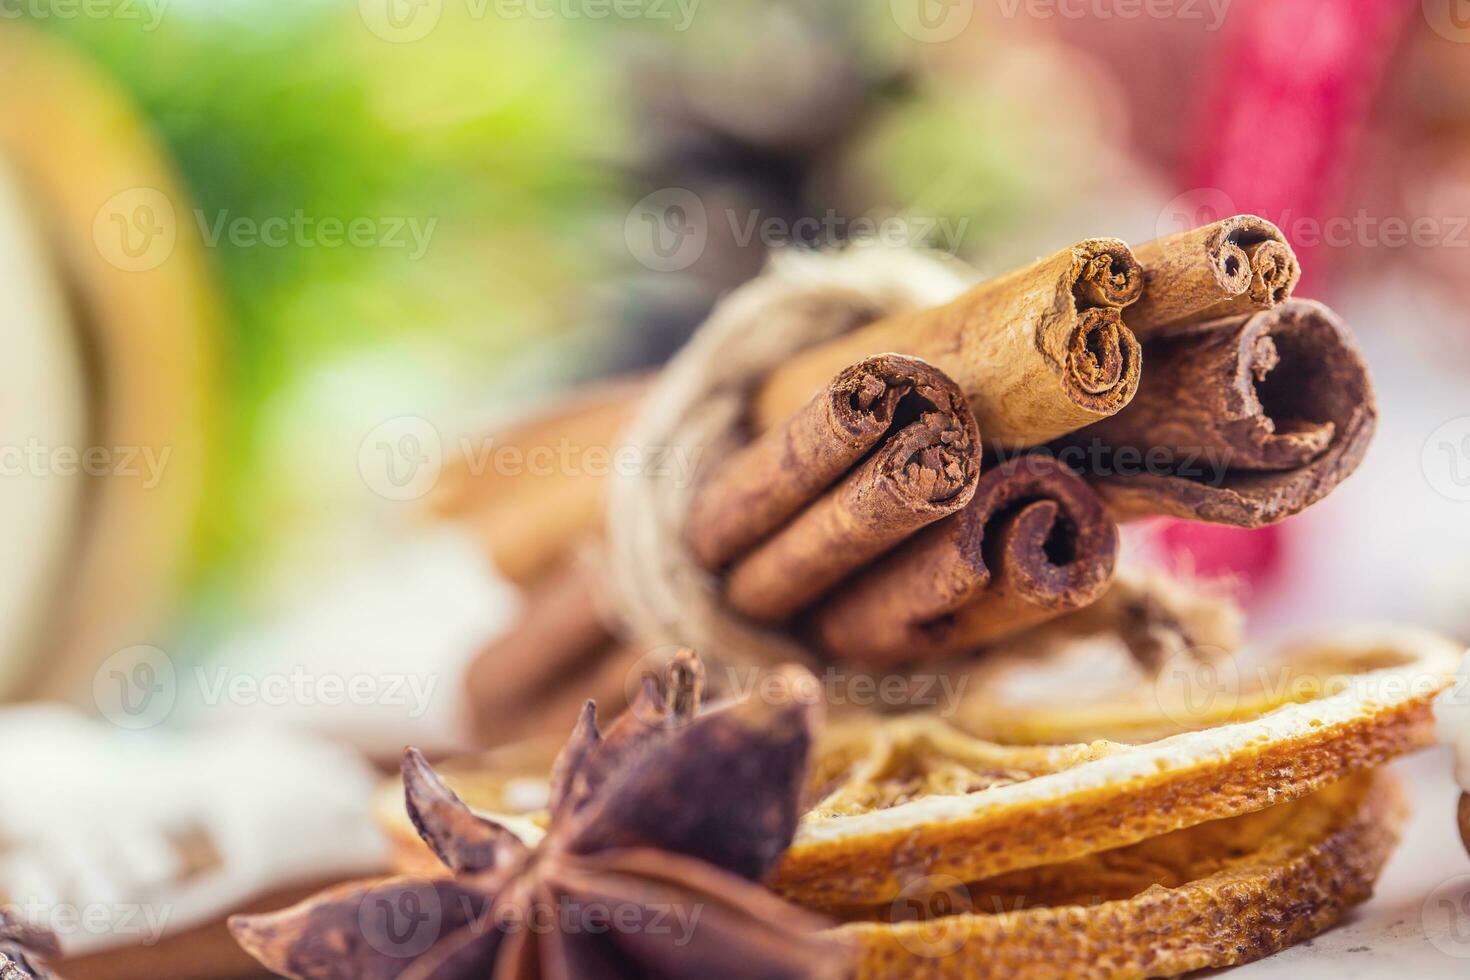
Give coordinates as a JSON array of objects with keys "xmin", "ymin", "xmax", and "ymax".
[{"xmin": 604, "ymin": 246, "xmax": 972, "ymax": 668}]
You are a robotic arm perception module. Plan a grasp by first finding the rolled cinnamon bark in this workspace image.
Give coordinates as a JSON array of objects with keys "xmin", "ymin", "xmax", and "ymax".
[
  {"xmin": 1069, "ymin": 299, "xmax": 1375, "ymax": 527},
  {"xmin": 463, "ymin": 558, "xmax": 624, "ymax": 747},
  {"xmin": 811, "ymin": 456, "xmax": 1118, "ymax": 665},
  {"xmin": 753, "ymin": 240, "xmax": 1145, "ymax": 449},
  {"xmin": 430, "ymin": 375, "xmax": 648, "ymax": 584},
  {"xmin": 688, "ymin": 354, "xmax": 976, "ymax": 569},
  {"xmin": 689, "ymin": 355, "xmax": 981, "ymax": 624},
  {"xmin": 1127, "ymin": 215, "xmax": 1300, "ymax": 335}
]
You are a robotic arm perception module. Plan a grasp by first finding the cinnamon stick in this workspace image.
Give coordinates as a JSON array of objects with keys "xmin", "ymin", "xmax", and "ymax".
[
  {"xmin": 431, "ymin": 375, "xmax": 648, "ymax": 584},
  {"xmin": 463, "ymin": 557, "xmax": 625, "ymax": 746},
  {"xmin": 753, "ymin": 240, "xmax": 1145, "ymax": 448},
  {"xmin": 1069, "ymin": 299, "xmax": 1375, "ymax": 527},
  {"xmin": 810, "ymin": 456, "xmax": 1118, "ymax": 665},
  {"xmin": 1127, "ymin": 215, "xmax": 1300, "ymax": 336},
  {"xmin": 688, "ymin": 354, "xmax": 981, "ymax": 624}
]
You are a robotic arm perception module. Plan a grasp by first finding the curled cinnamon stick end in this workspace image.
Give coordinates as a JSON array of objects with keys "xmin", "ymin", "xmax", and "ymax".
[
  {"xmin": 1128, "ymin": 215, "xmax": 1300, "ymax": 335},
  {"xmin": 754, "ymin": 239, "xmax": 1144, "ymax": 449},
  {"xmin": 812, "ymin": 456, "xmax": 1118, "ymax": 665},
  {"xmin": 1078, "ymin": 299, "xmax": 1375, "ymax": 527},
  {"xmin": 687, "ymin": 354, "xmax": 974, "ymax": 570},
  {"xmin": 717, "ymin": 358, "xmax": 981, "ymax": 620}
]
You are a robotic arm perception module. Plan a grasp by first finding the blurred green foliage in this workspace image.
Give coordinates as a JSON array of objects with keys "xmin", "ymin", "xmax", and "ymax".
[
  {"xmin": 26, "ymin": 1, "xmax": 632, "ymax": 591},
  {"xmin": 19, "ymin": 0, "xmax": 1117, "ymax": 620}
]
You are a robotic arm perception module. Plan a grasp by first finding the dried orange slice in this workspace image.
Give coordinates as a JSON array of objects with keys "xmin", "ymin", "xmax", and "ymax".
[
  {"xmin": 379, "ymin": 626, "xmax": 1454, "ymax": 913},
  {"xmin": 955, "ymin": 623, "xmax": 1459, "ymax": 744},
  {"xmin": 832, "ymin": 769, "xmax": 1404, "ymax": 979},
  {"xmin": 774, "ymin": 626, "xmax": 1455, "ymax": 907}
]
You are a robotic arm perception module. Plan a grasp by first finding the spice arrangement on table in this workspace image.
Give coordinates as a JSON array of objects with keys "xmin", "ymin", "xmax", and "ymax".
[
  {"xmin": 449, "ymin": 214, "xmax": 1375, "ymax": 732},
  {"xmin": 113, "ymin": 215, "xmax": 1461, "ymax": 980}
]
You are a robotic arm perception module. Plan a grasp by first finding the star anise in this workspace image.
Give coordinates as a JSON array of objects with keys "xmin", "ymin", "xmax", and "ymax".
[
  {"xmin": 230, "ymin": 651, "xmax": 849, "ymax": 979},
  {"xmin": 0, "ymin": 912, "xmax": 60, "ymax": 979}
]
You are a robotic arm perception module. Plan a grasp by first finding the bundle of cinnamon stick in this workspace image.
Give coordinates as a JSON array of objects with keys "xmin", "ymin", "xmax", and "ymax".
[
  {"xmin": 443, "ymin": 214, "xmax": 1375, "ymax": 740},
  {"xmin": 689, "ymin": 360, "xmax": 1122, "ymax": 665},
  {"xmin": 687, "ymin": 214, "xmax": 1371, "ymax": 663}
]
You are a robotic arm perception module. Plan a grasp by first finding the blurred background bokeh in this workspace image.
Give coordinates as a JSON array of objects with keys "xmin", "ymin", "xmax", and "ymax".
[{"xmin": 4, "ymin": 0, "xmax": 1470, "ymax": 973}]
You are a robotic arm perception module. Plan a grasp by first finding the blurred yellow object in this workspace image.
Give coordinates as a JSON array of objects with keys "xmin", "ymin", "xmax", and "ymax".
[
  {"xmin": 0, "ymin": 23, "xmax": 220, "ymax": 700},
  {"xmin": 0, "ymin": 152, "xmax": 85, "ymax": 697}
]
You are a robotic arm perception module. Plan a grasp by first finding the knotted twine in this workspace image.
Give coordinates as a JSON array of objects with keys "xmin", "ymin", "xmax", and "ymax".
[{"xmin": 605, "ymin": 246, "xmax": 976, "ymax": 669}]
